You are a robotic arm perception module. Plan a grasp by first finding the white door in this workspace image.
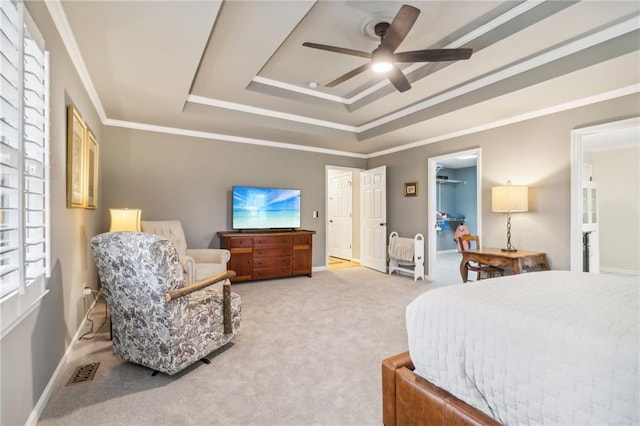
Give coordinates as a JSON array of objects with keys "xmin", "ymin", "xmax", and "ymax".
[
  {"xmin": 329, "ymin": 172, "xmax": 353, "ymax": 260},
  {"xmin": 360, "ymin": 166, "xmax": 387, "ymax": 273}
]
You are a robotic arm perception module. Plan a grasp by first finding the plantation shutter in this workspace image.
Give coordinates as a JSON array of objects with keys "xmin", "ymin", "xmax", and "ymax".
[{"xmin": 0, "ymin": 0, "xmax": 50, "ymax": 300}]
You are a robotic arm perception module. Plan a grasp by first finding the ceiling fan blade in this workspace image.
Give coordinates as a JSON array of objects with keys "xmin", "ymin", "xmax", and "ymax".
[
  {"xmin": 380, "ymin": 5, "xmax": 420, "ymax": 53},
  {"xmin": 387, "ymin": 65, "xmax": 411, "ymax": 93},
  {"xmin": 392, "ymin": 48, "xmax": 473, "ymax": 63},
  {"xmin": 326, "ymin": 63, "xmax": 370, "ymax": 87},
  {"xmin": 303, "ymin": 42, "xmax": 371, "ymax": 59}
]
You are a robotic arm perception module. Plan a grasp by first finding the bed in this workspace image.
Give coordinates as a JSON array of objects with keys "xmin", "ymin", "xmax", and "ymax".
[{"xmin": 382, "ymin": 270, "xmax": 639, "ymax": 425}]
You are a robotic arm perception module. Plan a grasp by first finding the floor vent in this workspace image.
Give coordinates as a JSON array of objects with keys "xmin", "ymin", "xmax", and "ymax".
[{"xmin": 66, "ymin": 362, "xmax": 100, "ymax": 386}]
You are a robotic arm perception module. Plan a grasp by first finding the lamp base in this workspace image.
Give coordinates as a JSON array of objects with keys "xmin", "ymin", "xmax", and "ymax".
[{"xmin": 501, "ymin": 247, "xmax": 518, "ymax": 252}]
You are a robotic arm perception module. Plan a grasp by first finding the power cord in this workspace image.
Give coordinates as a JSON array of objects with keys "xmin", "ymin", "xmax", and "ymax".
[{"xmin": 79, "ymin": 287, "xmax": 108, "ymax": 340}]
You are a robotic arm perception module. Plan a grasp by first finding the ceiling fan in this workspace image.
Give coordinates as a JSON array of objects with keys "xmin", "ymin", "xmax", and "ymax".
[{"xmin": 302, "ymin": 4, "xmax": 473, "ymax": 93}]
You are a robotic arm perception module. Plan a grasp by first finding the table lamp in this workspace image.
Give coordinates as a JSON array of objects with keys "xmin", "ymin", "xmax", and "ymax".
[
  {"xmin": 109, "ymin": 208, "xmax": 141, "ymax": 232},
  {"xmin": 492, "ymin": 181, "xmax": 528, "ymax": 252}
]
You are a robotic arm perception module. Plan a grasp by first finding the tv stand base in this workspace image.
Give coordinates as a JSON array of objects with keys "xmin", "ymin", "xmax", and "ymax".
[{"xmin": 217, "ymin": 230, "xmax": 315, "ymax": 282}]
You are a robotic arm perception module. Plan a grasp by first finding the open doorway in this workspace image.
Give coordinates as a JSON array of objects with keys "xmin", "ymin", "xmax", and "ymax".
[
  {"xmin": 570, "ymin": 117, "xmax": 640, "ymax": 275},
  {"xmin": 427, "ymin": 149, "xmax": 481, "ymax": 282},
  {"xmin": 326, "ymin": 166, "xmax": 361, "ymax": 269},
  {"xmin": 325, "ymin": 165, "xmax": 389, "ymax": 272}
]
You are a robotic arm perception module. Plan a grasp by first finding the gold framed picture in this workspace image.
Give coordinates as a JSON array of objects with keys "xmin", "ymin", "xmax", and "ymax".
[
  {"xmin": 66, "ymin": 105, "xmax": 86, "ymax": 208},
  {"xmin": 404, "ymin": 182, "xmax": 418, "ymax": 197},
  {"xmin": 85, "ymin": 130, "xmax": 99, "ymax": 209}
]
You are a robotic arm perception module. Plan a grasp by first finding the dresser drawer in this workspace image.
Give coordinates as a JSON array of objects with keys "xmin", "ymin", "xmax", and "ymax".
[
  {"xmin": 254, "ymin": 236, "xmax": 292, "ymax": 248},
  {"xmin": 253, "ymin": 266, "xmax": 292, "ymax": 280},
  {"xmin": 253, "ymin": 256, "xmax": 291, "ymax": 268},
  {"xmin": 292, "ymin": 233, "xmax": 311, "ymax": 246},
  {"xmin": 254, "ymin": 246, "xmax": 292, "ymax": 257},
  {"xmin": 228, "ymin": 237, "xmax": 253, "ymax": 248}
]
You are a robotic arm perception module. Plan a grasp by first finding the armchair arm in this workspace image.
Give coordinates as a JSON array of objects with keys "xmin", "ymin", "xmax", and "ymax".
[
  {"xmin": 186, "ymin": 248, "xmax": 231, "ymax": 265},
  {"xmin": 164, "ymin": 270, "xmax": 236, "ymax": 302},
  {"xmin": 178, "ymin": 255, "xmax": 196, "ymax": 284},
  {"xmin": 165, "ymin": 270, "xmax": 237, "ymax": 335}
]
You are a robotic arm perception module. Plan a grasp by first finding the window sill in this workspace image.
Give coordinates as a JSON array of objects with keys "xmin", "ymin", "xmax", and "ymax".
[{"xmin": 1, "ymin": 278, "xmax": 49, "ymax": 340}]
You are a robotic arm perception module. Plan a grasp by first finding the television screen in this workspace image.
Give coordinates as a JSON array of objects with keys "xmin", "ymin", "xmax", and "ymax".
[{"xmin": 232, "ymin": 186, "xmax": 301, "ymax": 230}]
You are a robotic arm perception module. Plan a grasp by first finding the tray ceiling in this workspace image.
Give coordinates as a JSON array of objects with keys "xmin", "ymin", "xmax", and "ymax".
[{"xmin": 55, "ymin": 0, "xmax": 640, "ymax": 157}]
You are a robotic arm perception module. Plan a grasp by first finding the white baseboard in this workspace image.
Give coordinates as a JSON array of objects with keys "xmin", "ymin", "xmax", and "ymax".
[
  {"xmin": 600, "ymin": 266, "xmax": 639, "ymax": 276},
  {"xmin": 25, "ymin": 310, "xmax": 91, "ymax": 426}
]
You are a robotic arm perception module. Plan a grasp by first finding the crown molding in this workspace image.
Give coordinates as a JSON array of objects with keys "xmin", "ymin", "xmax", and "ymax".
[
  {"xmin": 107, "ymin": 85, "xmax": 638, "ymax": 160},
  {"xmin": 367, "ymin": 84, "xmax": 640, "ymax": 158},
  {"xmin": 102, "ymin": 118, "xmax": 367, "ymax": 159},
  {"xmin": 44, "ymin": 0, "xmax": 106, "ymax": 122},
  {"xmin": 186, "ymin": 95, "xmax": 357, "ymax": 132}
]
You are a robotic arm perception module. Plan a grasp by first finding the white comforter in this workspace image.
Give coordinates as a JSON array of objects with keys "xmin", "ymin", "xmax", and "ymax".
[{"xmin": 406, "ymin": 271, "xmax": 639, "ymax": 425}]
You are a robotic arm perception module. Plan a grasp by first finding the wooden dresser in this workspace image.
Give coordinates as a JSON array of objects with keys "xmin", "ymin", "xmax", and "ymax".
[{"xmin": 217, "ymin": 230, "xmax": 315, "ymax": 282}]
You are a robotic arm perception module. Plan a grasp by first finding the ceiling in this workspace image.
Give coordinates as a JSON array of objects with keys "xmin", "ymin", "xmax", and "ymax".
[{"xmin": 53, "ymin": 0, "xmax": 640, "ymax": 157}]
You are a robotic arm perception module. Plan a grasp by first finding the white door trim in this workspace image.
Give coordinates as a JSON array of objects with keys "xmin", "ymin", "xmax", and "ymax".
[{"xmin": 569, "ymin": 116, "xmax": 640, "ymax": 272}]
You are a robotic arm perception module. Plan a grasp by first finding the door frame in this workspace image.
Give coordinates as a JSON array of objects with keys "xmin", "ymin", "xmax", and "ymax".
[
  {"xmin": 569, "ymin": 116, "xmax": 640, "ymax": 272},
  {"xmin": 427, "ymin": 148, "xmax": 482, "ymax": 279},
  {"xmin": 325, "ymin": 165, "xmax": 363, "ymax": 267},
  {"xmin": 328, "ymin": 170, "xmax": 354, "ymax": 260}
]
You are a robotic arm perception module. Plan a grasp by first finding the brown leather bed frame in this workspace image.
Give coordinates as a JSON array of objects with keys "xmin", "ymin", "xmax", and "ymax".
[{"xmin": 382, "ymin": 351, "xmax": 501, "ymax": 426}]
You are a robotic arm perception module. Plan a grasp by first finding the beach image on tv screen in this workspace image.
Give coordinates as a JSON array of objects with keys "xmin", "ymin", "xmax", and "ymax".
[{"xmin": 233, "ymin": 187, "xmax": 301, "ymax": 229}]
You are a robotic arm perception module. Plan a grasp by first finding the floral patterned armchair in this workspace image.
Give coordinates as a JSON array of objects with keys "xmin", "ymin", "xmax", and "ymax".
[{"xmin": 91, "ymin": 232, "xmax": 241, "ymax": 375}]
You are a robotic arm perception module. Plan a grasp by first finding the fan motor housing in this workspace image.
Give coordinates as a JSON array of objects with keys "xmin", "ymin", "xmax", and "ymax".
[{"xmin": 374, "ymin": 22, "xmax": 390, "ymax": 38}]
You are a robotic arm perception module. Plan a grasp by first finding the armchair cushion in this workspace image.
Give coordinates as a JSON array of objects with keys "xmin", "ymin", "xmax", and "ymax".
[
  {"xmin": 141, "ymin": 220, "xmax": 230, "ymax": 285},
  {"xmin": 91, "ymin": 232, "xmax": 241, "ymax": 375}
]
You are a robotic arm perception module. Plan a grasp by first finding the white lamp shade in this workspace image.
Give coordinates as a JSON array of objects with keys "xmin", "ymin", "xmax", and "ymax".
[
  {"xmin": 492, "ymin": 185, "xmax": 528, "ymax": 212},
  {"xmin": 109, "ymin": 209, "xmax": 141, "ymax": 232}
]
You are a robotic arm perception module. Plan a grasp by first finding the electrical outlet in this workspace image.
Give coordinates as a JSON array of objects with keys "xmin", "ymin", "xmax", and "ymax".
[{"xmin": 83, "ymin": 288, "xmax": 92, "ymax": 296}]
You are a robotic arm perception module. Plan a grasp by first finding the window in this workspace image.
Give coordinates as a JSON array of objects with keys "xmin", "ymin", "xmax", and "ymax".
[{"xmin": 1, "ymin": 0, "xmax": 50, "ymax": 337}]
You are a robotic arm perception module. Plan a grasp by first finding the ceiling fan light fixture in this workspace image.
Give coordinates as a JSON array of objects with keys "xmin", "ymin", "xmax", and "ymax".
[
  {"xmin": 371, "ymin": 61, "xmax": 393, "ymax": 73},
  {"xmin": 371, "ymin": 46, "xmax": 393, "ymax": 73},
  {"xmin": 302, "ymin": 4, "xmax": 473, "ymax": 92}
]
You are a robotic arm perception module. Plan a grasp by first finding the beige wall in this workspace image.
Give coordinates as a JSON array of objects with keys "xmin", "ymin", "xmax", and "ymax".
[
  {"xmin": 591, "ymin": 147, "xmax": 640, "ymax": 272},
  {"xmin": 100, "ymin": 126, "xmax": 366, "ymax": 267},
  {"xmin": 368, "ymin": 95, "xmax": 640, "ymax": 271},
  {"xmin": 102, "ymin": 95, "xmax": 639, "ymax": 275},
  {"xmin": 1, "ymin": 2, "xmax": 104, "ymax": 425}
]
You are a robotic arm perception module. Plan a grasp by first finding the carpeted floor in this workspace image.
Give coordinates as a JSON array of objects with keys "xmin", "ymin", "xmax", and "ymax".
[{"xmin": 37, "ymin": 266, "xmax": 458, "ymax": 426}]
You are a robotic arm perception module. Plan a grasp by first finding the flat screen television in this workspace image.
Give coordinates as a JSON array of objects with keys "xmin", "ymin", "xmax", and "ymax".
[{"xmin": 232, "ymin": 186, "xmax": 301, "ymax": 230}]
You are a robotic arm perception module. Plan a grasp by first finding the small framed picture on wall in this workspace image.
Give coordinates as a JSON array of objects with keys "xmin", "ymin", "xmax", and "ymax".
[
  {"xmin": 66, "ymin": 105, "xmax": 86, "ymax": 208},
  {"xmin": 404, "ymin": 182, "xmax": 418, "ymax": 197},
  {"xmin": 85, "ymin": 130, "xmax": 99, "ymax": 209}
]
